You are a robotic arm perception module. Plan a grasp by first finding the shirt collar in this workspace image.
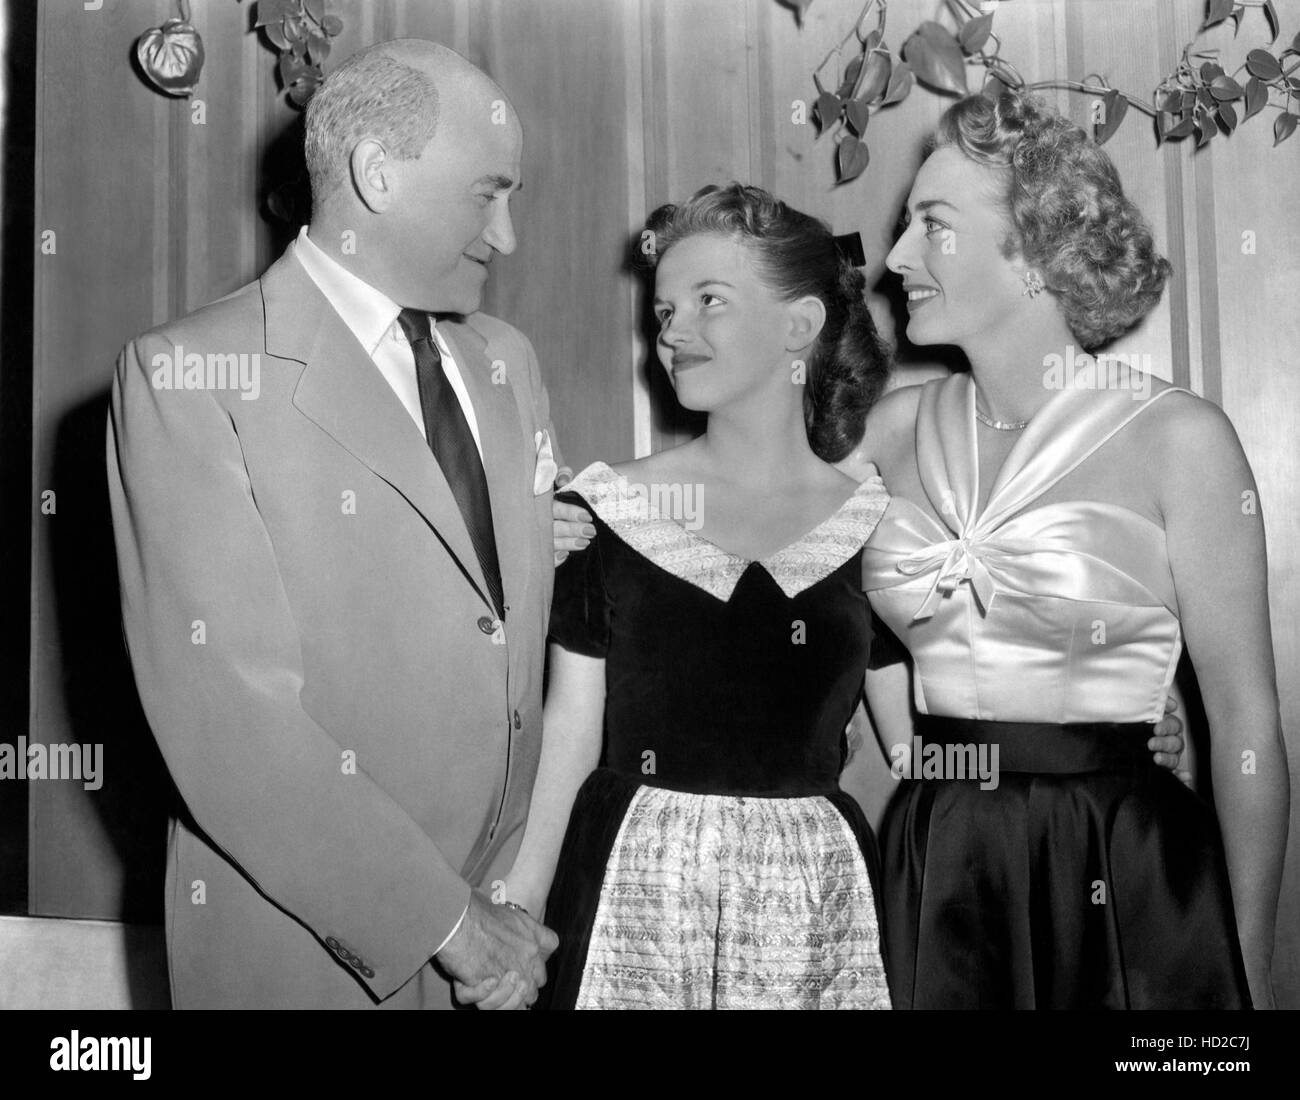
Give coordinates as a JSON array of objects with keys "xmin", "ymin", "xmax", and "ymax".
[{"xmin": 294, "ymin": 225, "xmax": 404, "ymax": 358}]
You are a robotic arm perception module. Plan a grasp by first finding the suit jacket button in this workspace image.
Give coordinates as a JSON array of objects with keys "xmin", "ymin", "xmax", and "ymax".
[
  {"xmin": 477, "ymin": 616, "xmax": 496, "ymax": 635},
  {"xmin": 326, "ymin": 937, "xmax": 340, "ymax": 950},
  {"xmin": 361, "ymin": 966, "xmax": 375, "ymax": 978},
  {"xmin": 513, "ymin": 710, "xmax": 522, "ymax": 730}
]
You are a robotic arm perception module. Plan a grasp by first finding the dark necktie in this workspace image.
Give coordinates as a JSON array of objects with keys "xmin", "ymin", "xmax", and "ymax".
[{"xmin": 397, "ymin": 309, "xmax": 505, "ymax": 620}]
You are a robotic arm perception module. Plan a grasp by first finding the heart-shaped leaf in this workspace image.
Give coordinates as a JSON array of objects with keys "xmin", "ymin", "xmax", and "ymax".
[
  {"xmin": 860, "ymin": 27, "xmax": 882, "ymax": 52},
  {"xmin": 904, "ymin": 24, "xmax": 968, "ymax": 96},
  {"xmin": 307, "ymin": 33, "xmax": 331, "ymax": 64},
  {"xmin": 1264, "ymin": 0, "xmax": 1279, "ymax": 43},
  {"xmin": 1166, "ymin": 116, "xmax": 1197, "ymax": 141},
  {"xmin": 1274, "ymin": 112, "xmax": 1298, "ymax": 145},
  {"xmin": 322, "ymin": 14, "xmax": 344, "ymax": 36},
  {"xmin": 1210, "ymin": 75, "xmax": 1244, "ymax": 101},
  {"xmin": 814, "ymin": 92, "xmax": 843, "ymax": 133},
  {"xmin": 1204, "ymin": 0, "xmax": 1234, "ymax": 28},
  {"xmin": 1094, "ymin": 90, "xmax": 1129, "ymax": 145},
  {"xmin": 1229, "ymin": 8, "xmax": 1244, "ymax": 36},
  {"xmin": 1217, "ymin": 101, "xmax": 1238, "ymax": 134},
  {"xmin": 1199, "ymin": 61, "xmax": 1225, "ymax": 83},
  {"xmin": 305, "ymin": 0, "xmax": 325, "ymax": 24},
  {"xmin": 837, "ymin": 136, "xmax": 870, "ymax": 183},
  {"xmin": 1197, "ymin": 86, "xmax": 1217, "ymax": 111},
  {"xmin": 279, "ymin": 51, "xmax": 309, "ymax": 85},
  {"xmin": 1247, "ymin": 49, "xmax": 1282, "ymax": 81},
  {"xmin": 288, "ymin": 75, "xmax": 321, "ymax": 108},
  {"xmin": 857, "ymin": 51, "xmax": 891, "ymax": 103},
  {"xmin": 958, "ymin": 13, "xmax": 994, "ymax": 55},
  {"xmin": 845, "ymin": 98, "xmax": 871, "ymax": 135},
  {"xmin": 1195, "ymin": 113, "xmax": 1215, "ymax": 148},
  {"xmin": 837, "ymin": 54, "xmax": 865, "ymax": 100},
  {"xmin": 1243, "ymin": 76, "xmax": 1268, "ymax": 119},
  {"xmin": 883, "ymin": 61, "xmax": 915, "ymax": 106},
  {"xmin": 255, "ymin": 0, "xmax": 299, "ymax": 29},
  {"xmin": 1158, "ymin": 90, "xmax": 1182, "ymax": 114},
  {"xmin": 264, "ymin": 21, "xmax": 290, "ymax": 50}
]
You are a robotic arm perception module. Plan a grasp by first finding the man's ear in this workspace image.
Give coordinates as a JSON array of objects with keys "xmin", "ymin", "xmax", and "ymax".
[
  {"xmin": 785, "ymin": 294, "xmax": 827, "ymax": 353},
  {"xmin": 351, "ymin": 139, "xmax": 394, "ymax": 214}
]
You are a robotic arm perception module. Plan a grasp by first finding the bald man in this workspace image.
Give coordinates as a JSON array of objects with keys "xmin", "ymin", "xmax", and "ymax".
[{"xmin": 108, "ymin": 40, "xmax": 559, "ymax": 1009}]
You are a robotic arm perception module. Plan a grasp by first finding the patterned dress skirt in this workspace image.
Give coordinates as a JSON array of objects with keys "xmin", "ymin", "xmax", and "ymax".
[{"xmin": 540, "ymin": 768, "xmax": 891, "ymax": 1010}]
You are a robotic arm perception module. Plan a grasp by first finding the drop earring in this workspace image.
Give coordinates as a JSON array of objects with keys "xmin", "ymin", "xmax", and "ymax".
[{"xmin": 1022, "ymin": 270, "xmax": 1045, "ymax": 298}]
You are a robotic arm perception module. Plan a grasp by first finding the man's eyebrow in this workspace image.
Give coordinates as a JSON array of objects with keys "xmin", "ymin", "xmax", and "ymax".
[
  {"xmin": 653, "ymin": 279, "xmax": 736, "ymax": 305},
  {"xmin": 475, "ymin": 174, "xmax": 520, "ymax": 192}
]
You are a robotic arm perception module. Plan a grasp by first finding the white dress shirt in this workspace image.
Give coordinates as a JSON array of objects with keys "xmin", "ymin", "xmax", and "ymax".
[
  {"xmin": 294, "ymin": 226, "xmax": 484, "ymax": 461},
  {"xmin": 293, "ymin": 225, "xmax": 474, "ymax": 955}
]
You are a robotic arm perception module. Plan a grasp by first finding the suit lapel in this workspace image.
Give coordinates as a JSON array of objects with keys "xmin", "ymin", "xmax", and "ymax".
[
  {"xmin": 439, "ymin": 318, "xmax": 533, "ymax": 618},
  {"xmin": 261, "ymin": 250, "xmax": 495, "ymax": 614}
]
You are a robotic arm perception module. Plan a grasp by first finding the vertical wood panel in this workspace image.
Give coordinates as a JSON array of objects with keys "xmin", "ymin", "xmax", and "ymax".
[{"xmin": 477, "ymin": 0, "xmax": 634, "ymax": 470}]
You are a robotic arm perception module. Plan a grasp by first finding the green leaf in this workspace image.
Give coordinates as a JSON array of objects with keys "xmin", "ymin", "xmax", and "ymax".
[
  {"xmin": 1197, "ymin": 86, "xmax": 1217, "ymax": 111},
  {"xmin": 1210, "ymin": 75, "xmax": 1244, "ymax": 101},
  {"xmin": 860, "ymin": 28, "xmax": 882, "ymax": 52},
  {"xmin": 255, "ymin": 0, "xmax": 299, "ymax": 29},
  {"xmin": 304, "ymin": 0, "xmax": 325, "ymax": 24},
  {"xmin": 1244, "ymin": 76, "xmax": 1268, "ymax": 119},
  {"xmin": 1158, "ymin": 90, "xmax": 1182, "ymax": 114},
  {"xmin": 1246, "ymin": 49, "xmax": 1282, "ymax": 81},
  {"xmin": 845, "ymin": 98, "xmax": 871, "ymax": 136},
  {"xmin": 958, "ymin": 14, "xmax": 994, "ymax": 55},
  {"xmin": 321, "ymin": 14, "xmax": 344, "ymax": 36},
  {"xmin": 1229, "ymin": 7, "xmax": 1243, "ymax": 36},
  {"xmin": 837, "ymin": 136, "xmax": 870, "ymax": 183},
  {"xmin": 1094, "ymin": 89, "xmax": 1128, "ymax": 145},
  {"xmin": 857, "ymin": 51, "xmax": 891, "ymax": 103},
  {"xmin": 1203, "ymin": 0, "xmax": 1234, "ymax": 28},
  {"xmin": 1292, "ymin": 30, "xmax": 1300, "ymax": 53},
  {"xmin": 1263, "ymin": 0, "xmax": 1279, "ymax": 43},
  {"xmin": 814, "ymin": 92, "xmax": 843, "ymax": 134},
  {"xmin": 882, "ymin": 61, "xmax": 914, "ymax": 106},
  {"xmin": 307, "ymin": 33, "xmax": 331, "ymax": 64},
  {"xmin": 1217, "ymin": 101, "xmax": 1237, "ymax": 134},
  {"xmin": 1166, "ymin": 116, "xmax": 1197, "ymax": 140},
  {"xmin": 1274, "ymin": 112, "xmax": 1297, "ymax": 145},
  {"xmin": 904, "ymin": 23, "xmax": 968, "ymax": 96},
  {"xmin": 279, "ymin": 52, "xmax": 309, "ymax": 85},
  {"xmin": 283, "ymin": 16, "xmax": 306, "ymax": 42},
  {"xmin": 1199, "ymin": 61, "xmax": 1225, "ymax": 83}
]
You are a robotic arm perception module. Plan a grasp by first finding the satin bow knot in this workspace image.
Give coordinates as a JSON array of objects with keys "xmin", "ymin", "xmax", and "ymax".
[{"xmin": 897, "ymin": 535, "xmax": 998, "ymax": 621}]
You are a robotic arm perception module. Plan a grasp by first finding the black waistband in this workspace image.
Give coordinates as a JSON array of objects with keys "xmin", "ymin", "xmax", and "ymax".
[{"xmin": 913, "ymin": 715, "xmax": 1160, "ymax": 774}]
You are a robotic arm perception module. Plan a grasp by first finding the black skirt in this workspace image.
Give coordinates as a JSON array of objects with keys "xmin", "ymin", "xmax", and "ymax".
[{"xmin": 880, "ymin": 716, "xmax": 1251, "ymax": 1009}]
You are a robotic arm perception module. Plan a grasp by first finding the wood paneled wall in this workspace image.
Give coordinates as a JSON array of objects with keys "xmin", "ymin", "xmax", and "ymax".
[{"xmin": 27, "ymin": 0, "xmax": 1299, "ymax": 1001}]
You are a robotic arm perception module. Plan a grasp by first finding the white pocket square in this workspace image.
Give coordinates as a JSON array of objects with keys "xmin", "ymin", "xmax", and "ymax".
[{"xmin": 533, "ymin": 429, "xmax": 558, "ymax": 495}]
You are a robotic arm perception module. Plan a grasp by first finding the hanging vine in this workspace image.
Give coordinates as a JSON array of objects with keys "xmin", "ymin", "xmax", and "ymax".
[{"xmin": 794, "ymin": 0, "xmax": 1300, "ymax": 184}]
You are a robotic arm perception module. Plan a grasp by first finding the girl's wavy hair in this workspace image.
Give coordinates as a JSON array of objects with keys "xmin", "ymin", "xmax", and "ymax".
[
  {"xmin": 640, "ymin": 183, "xmax": 891, "ymax": 463},
  {"xmin": 928, "ymin": 88, "xmax": 1172, "ymax": 349}
]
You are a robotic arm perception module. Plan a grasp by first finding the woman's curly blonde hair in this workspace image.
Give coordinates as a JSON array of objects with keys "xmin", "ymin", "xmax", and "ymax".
[{"xmin": 928, "ymin": 88, "xmax": 1172, "ymax": 349}]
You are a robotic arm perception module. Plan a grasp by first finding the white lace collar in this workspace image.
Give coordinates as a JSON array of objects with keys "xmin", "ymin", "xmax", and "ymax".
[{"xmin": 565, "ymin": 461, "xmax": 890, "ymax": 602}]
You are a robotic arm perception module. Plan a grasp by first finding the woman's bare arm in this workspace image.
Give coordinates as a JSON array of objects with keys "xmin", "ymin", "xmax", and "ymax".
[
  {"xmin": 505, "ymin": 645, "xmax": 606, "ymax": 916},
  {"xmin": 1159, "ymin": 395, "xmax": 1290, "ymax": 1008}
]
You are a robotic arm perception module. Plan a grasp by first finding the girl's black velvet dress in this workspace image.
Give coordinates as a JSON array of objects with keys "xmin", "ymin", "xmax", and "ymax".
[{"xmin": 538, "ymin": 462, "xmax": 894, "ymax": 1010}]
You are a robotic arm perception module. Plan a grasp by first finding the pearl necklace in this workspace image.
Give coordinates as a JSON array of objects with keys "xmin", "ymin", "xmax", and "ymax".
[{"xmin": 975, "ymin": 407, "xmax": 1029, "ymax": 431}]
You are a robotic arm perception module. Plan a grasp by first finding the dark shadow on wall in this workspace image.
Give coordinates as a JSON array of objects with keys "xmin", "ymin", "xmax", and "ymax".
[
  {"xmin": 48, "ymin": 390, "xmax": 176, "ymax": 931},
  {"xmin": 0, "ymin": 0, "xmax": 37, "ymax": 916}
]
